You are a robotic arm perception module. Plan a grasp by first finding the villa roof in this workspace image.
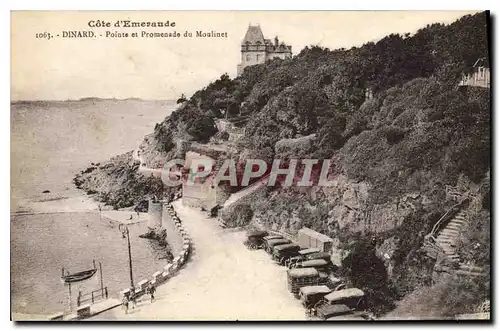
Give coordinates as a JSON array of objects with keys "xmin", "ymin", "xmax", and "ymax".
[{"xmin": 242, "ymin": 25, "xmax": 265, "ymax": 45}]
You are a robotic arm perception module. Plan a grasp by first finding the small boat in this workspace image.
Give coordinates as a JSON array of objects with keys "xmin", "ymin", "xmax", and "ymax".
[{"xmin": 61, "ymin": 260, "xmax": 97, "ymax": 283}]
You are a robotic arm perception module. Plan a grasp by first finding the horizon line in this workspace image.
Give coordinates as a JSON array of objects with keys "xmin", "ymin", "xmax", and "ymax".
[{"xmin": 11, "ymin": 97, "xmax": 177, "ymax": 103}]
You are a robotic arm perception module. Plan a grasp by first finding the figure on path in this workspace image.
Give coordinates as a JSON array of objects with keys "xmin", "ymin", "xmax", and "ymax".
[
  {"xmin": 129, "ymin": 292, "xmax": 137, "ymax": 309},
  {"xmin": 122, "ymin": 295, "xmax": 129, "ymax": 314},
  {"xmin": 147, "ymin": 283, "xmax": 156, "ymax": 303}
]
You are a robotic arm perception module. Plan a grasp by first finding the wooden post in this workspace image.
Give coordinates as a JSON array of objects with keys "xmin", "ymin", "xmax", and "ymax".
[
  {"xmin": 68, "ymin": 281, "xmax": 72, "ymax": 312},
  {"xmin": 91, "ymin": 291, "xmax": 94, "ymax": 304},
  {"xmin": 126, "ymin": 229, "xmax": 135, "ymax": 290},
  {"xmin": 77, "ymin": 291, "xmax": 81, "ymax": 307},
  {"xmin": 119, "ymin": 224, "xmax": 135, "ymax": 292},
  {"xmin": 99, "ymin": 262, "xmax": 104, "ymax": 297}
]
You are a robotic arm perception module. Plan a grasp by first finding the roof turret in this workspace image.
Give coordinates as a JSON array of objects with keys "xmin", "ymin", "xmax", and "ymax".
[{"xmin": 241, "ymin": 25, "xmax": 265, "ymax": 45}]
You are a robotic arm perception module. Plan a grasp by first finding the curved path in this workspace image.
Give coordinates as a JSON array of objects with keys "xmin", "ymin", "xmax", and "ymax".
[{"xmin": 92, "ymin": 200, "xmax": 306, "ymax": 321}]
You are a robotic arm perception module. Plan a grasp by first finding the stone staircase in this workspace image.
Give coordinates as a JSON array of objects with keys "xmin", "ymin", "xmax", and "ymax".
[
  {"xmin": 434, "ymin": 210, "xmax": 467, "ymax": 264},
  {"xmin": 426, "ymin": 201, "xmax": 487, "ymax": 278}
]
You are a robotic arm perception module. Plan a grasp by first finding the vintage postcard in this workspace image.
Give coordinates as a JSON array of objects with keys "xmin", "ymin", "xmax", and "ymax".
[{"xmin": 10, "ymin": 10, "xmax": 491, "ymax": 321}]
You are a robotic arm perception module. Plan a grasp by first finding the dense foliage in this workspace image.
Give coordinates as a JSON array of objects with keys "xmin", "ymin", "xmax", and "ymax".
[{"xmin": 143, "ymin": 12, "xmax": 490, "ymax": 317}]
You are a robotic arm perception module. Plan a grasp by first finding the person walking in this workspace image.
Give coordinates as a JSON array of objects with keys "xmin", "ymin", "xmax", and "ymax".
[
  {"xmin": 147, "ymin": 283, "xmax": 156, "ymax": 303},
  {"xmin": 122, "ymin": 295, "xmax": 129, "ymax": 314},
  {"xmin": 130, "ymin": 292, "xmax": 137, "ymax": 309}
]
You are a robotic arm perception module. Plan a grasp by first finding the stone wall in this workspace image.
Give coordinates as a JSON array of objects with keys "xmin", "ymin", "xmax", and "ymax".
[
  {"xmin": 162, "ymin": 203, "xmax": 184, "ymax": 254},
  {"xmin": 120, "ymin": 203, "xmax": 192, "ymax": 301}
]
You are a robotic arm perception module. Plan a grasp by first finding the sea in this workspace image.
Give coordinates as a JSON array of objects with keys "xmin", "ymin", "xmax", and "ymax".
[{"xmin": 10, "ymin": 99, "xmax": 176, "ymax": 315}]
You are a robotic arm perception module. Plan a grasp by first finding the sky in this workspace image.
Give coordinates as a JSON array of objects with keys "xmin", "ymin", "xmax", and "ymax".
[{"xmin": 11, "ymin": 11, "xmax": 479, "ymax": 101}]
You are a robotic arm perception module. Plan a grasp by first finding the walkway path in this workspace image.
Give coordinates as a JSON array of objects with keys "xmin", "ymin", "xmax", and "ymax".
[
  {"xmin": 223, "ymin": 175, "xmax": 269, "ymax": 209},
  {"xmin": 90, "ymin": 200, "xmax": 306, "ymax": 321}
]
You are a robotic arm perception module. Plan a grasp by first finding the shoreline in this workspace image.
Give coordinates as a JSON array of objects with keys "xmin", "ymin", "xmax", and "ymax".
[{"xmin": 11, "ymin": 99, "xmax": 180, "ymax": 319}]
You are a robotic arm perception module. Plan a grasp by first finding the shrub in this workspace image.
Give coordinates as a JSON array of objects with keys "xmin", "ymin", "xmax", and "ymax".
[
  {"xmin": 455, "ymin": 210, "xmax": 490, "ymax": 265},
  {"xmin": 386, "ymin": 273, "xmax": 490, "ymax": 318},
  {"xmin": 384, "ymin": 126, "xmax": 406, "ymax": 145},
  {"xmin": 224, "ymin": 204, "xmax": 254, "ymax": 227},
  {"xmin": 341, "ymin": 238, "xmax": 395, "ymax": 315}
]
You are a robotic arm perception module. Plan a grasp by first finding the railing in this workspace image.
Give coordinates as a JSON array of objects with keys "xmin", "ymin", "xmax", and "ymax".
[
  {"xmin": 428, "ymin": 198, "xmax": 469, "ymax": 242},
  {"xmin": 77, "ymin": 287, "xmax": 108, "ymax": 306}
]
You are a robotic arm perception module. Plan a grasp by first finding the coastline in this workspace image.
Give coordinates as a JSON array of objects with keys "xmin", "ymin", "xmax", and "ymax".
[{"xmin": 11, "ymin": 99, "xmax": 179, "ymax": 318}]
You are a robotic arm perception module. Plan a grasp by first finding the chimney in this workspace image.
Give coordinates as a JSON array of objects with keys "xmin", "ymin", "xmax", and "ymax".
[{"xmin": 274, "ymin": 36, "xmax": 279, "ymax": 47}]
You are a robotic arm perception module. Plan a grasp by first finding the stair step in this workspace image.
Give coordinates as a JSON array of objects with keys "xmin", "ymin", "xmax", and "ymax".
[
  {"xmin": 459, "ymin": 265, "xmax": 484, "ymax": 272},
  {"xmin": 437, "ymin": 241, "xmax": 456, "ymax": 246},
  {"xmin": 441, "ymin": 230, "xmax": 459, "ymax": 234},
  {"xmin": 455, "ymin": 270, "xmax": 486, "ymax": 277},
  {"xmin": 438, "ymin": 234, "xmax": 457, "ymax": 238},
  {"xmin": 436, "ymin": 236, "xmax": 458, "ymax": 241},
  {"xmin": 438, "ymin": 233, "xmax": 458, "ymax": 237},
  {"xmin": 437, "ymin": 237, "xmax": 456, "ymax": 241},
  {"xmin": 440, "ymin": 233, "xmax": 459, "ymax": 238}
]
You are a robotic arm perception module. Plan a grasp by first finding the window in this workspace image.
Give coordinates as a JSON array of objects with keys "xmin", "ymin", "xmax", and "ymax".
[
  {"xmin": 256, "ymin": 54, "xmax": 260, "ymax": 62},
  {"xmin": 246, "ymin": 54, "xmax": 251, "ymax": 61}
]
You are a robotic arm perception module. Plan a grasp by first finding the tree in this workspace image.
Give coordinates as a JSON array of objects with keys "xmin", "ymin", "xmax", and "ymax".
[{"xmin": 176, "ymin": 93, "xmax": 187, "ymax": 104}]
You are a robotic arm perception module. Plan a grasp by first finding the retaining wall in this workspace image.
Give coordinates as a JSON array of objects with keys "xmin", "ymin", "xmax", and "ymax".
[
  {"xmin": 119, "ymin": 202, "xmax": 192, "ymax": 301},
  {"xmin": 162, "ymin": 203, "xmax": 184, "ymax": 254}
]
